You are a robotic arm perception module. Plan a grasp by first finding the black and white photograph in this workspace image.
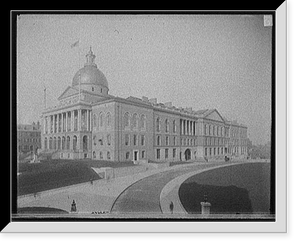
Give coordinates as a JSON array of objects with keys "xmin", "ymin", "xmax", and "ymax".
[{"xmin": 5, "ymin": 6, "xmax": 288, "ymax": 234}]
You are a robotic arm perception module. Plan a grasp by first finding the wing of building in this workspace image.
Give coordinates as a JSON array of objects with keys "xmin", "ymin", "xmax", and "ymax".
[{"xmin": 41, "ymin": 48, "xmax": 249, "ymax": 162}]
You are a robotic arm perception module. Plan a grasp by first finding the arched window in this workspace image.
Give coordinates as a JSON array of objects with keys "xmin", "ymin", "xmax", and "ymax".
[
  {"xmin": 57, "ymin": 137, "xmax": 61, "ymax": 150},
  {"xmin": 49, "ymin": 137, "xmax": 53, "ymax": 150},
  {"xmin": 140, "ymin": 115, "xmax": 146, "ymax": 129},
  {"xmin": 73, "ymin": 135, "xmax": 77, "ymax": 150},
  {"xmin": 99, "ymin": 112, "xmax": 103, "ymax": 128},
  {"xmin": 107, "ymin": 134, "xmax": 111, "ymax": 146},
  {"xmin": 157, "ymin": 135, "xmax": 161, "ymax": 146},
  {"xmin": 173, "ymin": 120, "xmax": 176, "ymax": 133},
  {"xmin": 62, "ymin": 137, "xmax": 65, "ymax": 150},
  {"xmin": 165, "ymin": 119, "xmax": 169, "ymax": 133},
  {"xmin": 83, "ymin": 135, "xmax": 88, "ymax": 151},
  {"xmin": 66, "ymin": 136, "xmax": 70, "ymax": 150},
  {"xmin": 132, "ymin": 113, "xmax": 138, "ymax": 128},
  {"xmin": 107, "ymin": 112, "xmax": 112, "ymax": 127},
  {"xmin": 53, "ymin": 137, "xmax": 57, "ymax": 149},
  {"xmin": 44, "ymin": 137, "xmax": 48, "ymax": 149},
  {"xmin": 92, "ymin": 114, "xmax": 97, "ymax": 129},
  {"xmin": 124, "ymin": 112, "xmax": 130, "ymax": 128},
  {"xmin": 156, "ymin": 118, "xmax": 160, "ymax": 132}
]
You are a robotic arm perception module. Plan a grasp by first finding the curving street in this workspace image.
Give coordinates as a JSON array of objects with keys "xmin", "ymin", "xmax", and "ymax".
[{"xmin": 110, "ymin": 163, "xmax": 226, "ymax": 214}]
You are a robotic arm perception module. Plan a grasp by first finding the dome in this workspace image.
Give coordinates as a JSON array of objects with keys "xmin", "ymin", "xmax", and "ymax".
[
  {"xmin": 72, "ymin": 48, "xmax": 109, "ymax": 89},
  {"xmin": 72, "ymin": 65, "xmax": 108, "ymax": 88}
]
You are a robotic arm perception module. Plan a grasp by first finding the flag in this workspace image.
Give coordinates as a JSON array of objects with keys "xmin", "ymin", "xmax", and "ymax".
[{"xmin": 71, "ymin": 40, "xmax": 79, "ymax": 48}]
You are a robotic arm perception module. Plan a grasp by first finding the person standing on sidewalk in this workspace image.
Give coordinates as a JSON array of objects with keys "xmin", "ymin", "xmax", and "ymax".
[{"xmin": 170, "ymin": 201, "xmax": 174, "ymax": 214}]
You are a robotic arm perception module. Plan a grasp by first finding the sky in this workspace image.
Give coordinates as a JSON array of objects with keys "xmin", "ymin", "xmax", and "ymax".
[{"xmin": 16, "ymin": 14, "xmax": 272, "ymax": 145}]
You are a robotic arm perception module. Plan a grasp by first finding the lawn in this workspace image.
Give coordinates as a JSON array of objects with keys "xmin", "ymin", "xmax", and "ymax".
[
  {"xmin": 17, "ymin": 159, "xmax": 135, "ymax": 196},
  {"xmin": 179, "ymin": 162, "xmax": 271, "ymax": 214}
]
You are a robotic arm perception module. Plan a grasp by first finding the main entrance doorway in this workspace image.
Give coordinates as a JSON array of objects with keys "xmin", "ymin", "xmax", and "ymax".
[{"xmin": 184, "ymin": 149, "xmax": 191, "ymax": 161}]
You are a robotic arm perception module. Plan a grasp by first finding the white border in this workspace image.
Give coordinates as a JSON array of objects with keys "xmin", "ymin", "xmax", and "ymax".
[{"xmin": 4, "ymin": 4, "xmax": 287, "ymax": 233}]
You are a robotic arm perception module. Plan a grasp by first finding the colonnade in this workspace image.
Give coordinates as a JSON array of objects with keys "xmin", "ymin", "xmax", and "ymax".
[
  {"xmin": 44, "ymin": 109, "xmax": 92, "ymax": 134},
  {"xmin": 180, "ymin": 119, "xmax": 196, "ymax": 136}
]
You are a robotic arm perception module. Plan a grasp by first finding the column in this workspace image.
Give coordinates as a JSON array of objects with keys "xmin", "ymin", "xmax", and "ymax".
[
  {"xmin": 185, "ymin": 120, "xmax": 187, "ymax": 136},
  {"xmin": 90, "ymin": 110, "xmax": 92, "ymax": 131},
  {"xmin": 52, "ymin": 115, "xmax": 55, "ymax": 133},
  {"xmin": 60, "ymin": 113, "xmax": 63, "ymax": 132},
  {"xmin": 71, "ymin": 110, "xmax": 75, "ymax": 132},
  {"xmin": 78, "ymin": 109, "xmax": 81, "ymax": 131}
]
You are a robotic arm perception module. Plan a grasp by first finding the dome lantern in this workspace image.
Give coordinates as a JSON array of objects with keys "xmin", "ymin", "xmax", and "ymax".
[
  {"xmin": 72, "ymin": 48, "xmax": 109, "ymax": 92},
  {"xmin": 85, "ymin": 46, "xmax": 96, "ymax": 67}
]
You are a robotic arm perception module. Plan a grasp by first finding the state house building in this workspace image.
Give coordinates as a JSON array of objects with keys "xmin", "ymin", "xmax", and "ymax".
[{"xmin": 41, "ymin": 48, "xmax": 248, "ymax": 162}]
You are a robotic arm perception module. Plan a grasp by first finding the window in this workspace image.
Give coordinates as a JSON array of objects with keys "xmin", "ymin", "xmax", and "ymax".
[
  {"xmin": 107, "ymin": 134, "xmax": 111, "ymax": 146},
  {"xmin": 124, "ymin": 112, "xmax": 130, "ymax": 128},
  {"xmin": 165, "ymin": 149, "xmax": 168, "ymax": 159},
  {"xmin": 141, "ymin": 135, "xmax": 145, "ymax": 146},
  {"xmin": 173, "ymin": 136, "xmax": 176, "ymax": 146},
  {"xmin": 173, "ymin": 148, "xmax": 176, "ymax": 158},
  {"xmin": 166, "ymin": 136, "xmax": 169, "ymax": 146},
  {"xmin": 99, "ymin": 113, "xmax": 103, "ymax": 128},
  {"xmin": 99, "ymin": 137, "xmax": 103, "ymax": 145},
  {"xmin": 106, "ymin": 113, "xmax": 111, "ymax": 127},
  {"xmin": 107, "ymin": 151, "xmax": 111, "ymax": 160},
  {"xmin": 49, "ymin": 137, "xmax": 52, "ymax": 150},
  {"xmin": 157, "ymin": 149, "xmax": 160, "ymax": 159},
  {"xmin": 53, "ymin": 137, "xmax": 57, "ymax": 150},
  {"xmin": 141, "ymin": 115, "xmax": 146, "ymax": 129},
  {"xmin": 66, "ymin": 136, "xmax": 70, "ymax": 150},
  {"xmin": 93, "ymin": 151, "xmax": 96, "ymax": 158},
  {"xmin": 141, "ymin": 150, "xmax": 145, "ymax": 159},
  {"xmin": 157, "ymin": 135, "xmax": 161, "ymax": 146},
  {"xmin": 99, "ymin": 151, "xmax": 103, "ymax": 159},
  {"xmin": 125, "ymin": 134, "xmax": 129, "ymax": 146},
  {"xmin": 156, "ymin": 118, "xmax": 160, "ymax": 132},
  {"xmin": 82, "ymin": 135, "xmax": 88, "ymax": 151},
  {"xmin": 132, "ymin": 113, "xmax": 138, "ymax": 128},
  {"xmin": 73, "ymin": 136, "xmax": 77, "ymax": 150},
  {"xmin": 173, "ymin": 120, "xmax": 176, "ymax": 133},
  {"xmin": 62, "ymin": 137, "xmax": 65, "ymax": 150},
  {"xmin": 92, "ymin": 87, "xmax": 94, "ymax": 92},
  {"xmin": 93, "ymin": 114, "xmax": 97, "ymax": 129},
  {"xmin": 165, "ymin": 119, "xmax": 169, "ymax": 133},
  {"xmin": 205, "ymin": 148, "xmax": 207, "ymax": 156},
  {"xmin": 126, "ymin": 152, "xmax": 130, "ymax": 160},
  {"xmin": 44, "ymin": 137, "xmax": 48, "ymax": 149},
  {"xmin": 133, "ymin": 134, "xmax": 137, "ymax": 146}
]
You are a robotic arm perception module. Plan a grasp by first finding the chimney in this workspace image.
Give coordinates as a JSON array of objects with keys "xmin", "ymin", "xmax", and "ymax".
[
  {"xmin": 164, "ymin": 102, "xmax": 172, "ymax": 108},
  {"xmin": 142, "ymin": 96, "xmax": 149, "ymax": 102},
  {"xmin": 149, "ymin": 98, "xmax": 157, "ymax": 104}
]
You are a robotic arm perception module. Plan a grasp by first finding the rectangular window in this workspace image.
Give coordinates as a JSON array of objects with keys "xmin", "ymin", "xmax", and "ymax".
[
  {"xmin": 125, "ymin": 134, "xmax": 129, "ymax": 146},
  {"xmin": 205, "ymin": 148, "xmax": 207, "ymax": 156},
  {"xmin": 133, "ymin": 134, "xmax": 137, "ymax": 146},
  {"xmin": 157, "ymin": 149, "xmax": 160, "ymax": 159},
  {"xmin": 125, "ymin": 152, "xmax": 130, "ymax": 160},
  {"xmin": 173, "ymin": 136, "xmax": 176, "ymax": 146},
  {"xmin": 165, "ymin": 149, "xmax": 168, "ymax": 159},
  {"xmin": 141, "ymin": 135, "xmax": 145, "ymax": 146},
  {"xmin": 141, "ymin": 150, "xmax": 145, "ymax": 159},
  {"xmin": 173, "ymin": 148, "xmax": 176, "ymax": 158},
  {"xmin": 166, "ymin": 136, "xmax": 169, "ymax": 146}
]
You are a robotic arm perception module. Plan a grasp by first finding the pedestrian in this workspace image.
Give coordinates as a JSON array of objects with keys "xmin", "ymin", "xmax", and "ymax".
[{"xmin": 170, "ymin": 201, "xmax": 174, "ymax": 214}]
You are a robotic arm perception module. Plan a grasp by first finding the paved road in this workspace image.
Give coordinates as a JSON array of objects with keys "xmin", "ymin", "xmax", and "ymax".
[{"xmin": 110, "ymin": 163, "xmax": 226, "ymax": 214}]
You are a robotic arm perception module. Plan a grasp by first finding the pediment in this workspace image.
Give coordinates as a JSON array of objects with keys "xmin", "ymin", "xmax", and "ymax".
[
  {"xmin": 58, "ymin": 86, "xmax": 79, "ymax": 100},
  {"xmin": 204, "ymin": 109, "xmax": 225, "ymax": 122}
]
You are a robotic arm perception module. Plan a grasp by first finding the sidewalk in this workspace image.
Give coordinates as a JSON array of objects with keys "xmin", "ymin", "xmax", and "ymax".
[{"xmin": 17, "ymin": 162, "xmax": 201, "ymax": 214}]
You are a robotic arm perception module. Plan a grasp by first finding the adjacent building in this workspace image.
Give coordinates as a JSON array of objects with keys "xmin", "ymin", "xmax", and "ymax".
[
  {"xmin": 17, "ymin": 122, "xmax": 41, "ymax": 154},
  {"xmin": 41, "ymin": 48, "xmax": 248, "ymax": 162}
]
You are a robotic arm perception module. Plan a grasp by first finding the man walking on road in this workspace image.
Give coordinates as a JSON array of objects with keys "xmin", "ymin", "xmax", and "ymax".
[{"xmin": 170, "ymin": 201, "xmax": 174, "ymax": 214}]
